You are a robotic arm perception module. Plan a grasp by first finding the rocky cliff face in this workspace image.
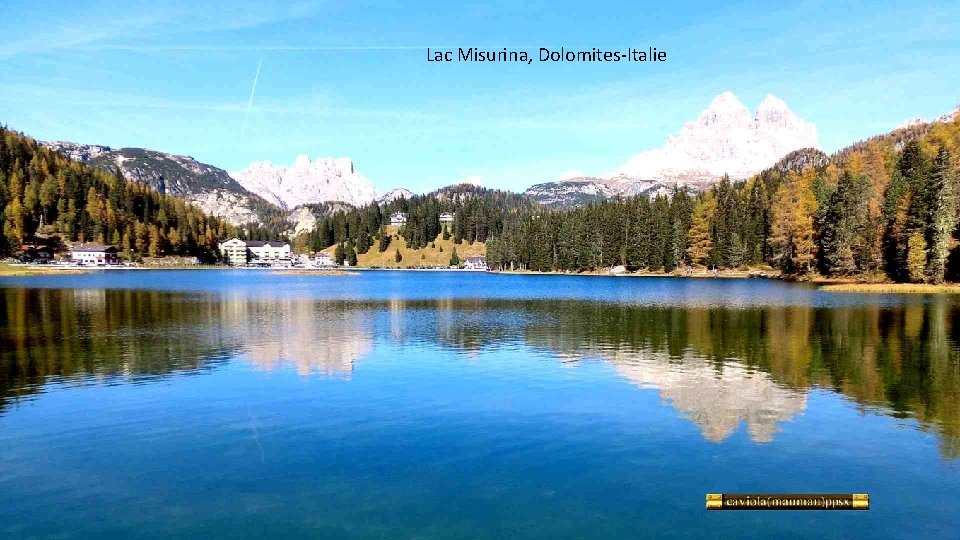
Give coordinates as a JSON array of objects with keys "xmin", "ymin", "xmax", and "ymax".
[
  {"xmin": 526, "ymin": 92, "xmax": 819, "ymax": 208},
  {"xmin": 43, "ymin": 141, "xmax": 113, "ymax": 162},
  {"xmin": 231, "ymin": 156, "xmax": 378, "ymax": 210},
  {"xmin": 41, "ymin": 142, "xmax": 274, "ymax": 226}
]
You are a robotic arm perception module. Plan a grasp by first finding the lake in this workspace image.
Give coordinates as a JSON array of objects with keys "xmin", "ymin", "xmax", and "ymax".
[{"xmin": 1, "ymin": 270, "xmax": 958, "ymax": 539}]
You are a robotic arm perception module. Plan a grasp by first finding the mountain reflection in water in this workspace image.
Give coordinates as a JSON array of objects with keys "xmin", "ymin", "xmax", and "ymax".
[{"xmin": 1, "ymin": 288, "xmax": 957, "ymax": 458}]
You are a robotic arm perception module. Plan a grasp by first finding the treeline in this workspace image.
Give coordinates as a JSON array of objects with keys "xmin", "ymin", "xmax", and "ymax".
[
  {"xmin": 303, "ymin": 184, "xmax": 535, "ymax": 258},
  {"xmin": 488, "ymin": 117, "xmax": 960, "ymax": 283},
  {"xmin": 485, "ymin": 176, "xmax": 773, "ymax": 272},
  {"xmin": 0, "ymin": 127, "xmax": 237, "ymax": 261}
]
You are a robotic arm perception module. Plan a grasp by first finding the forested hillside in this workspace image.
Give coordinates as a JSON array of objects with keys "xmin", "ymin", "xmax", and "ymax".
[
  {"xmin": 303, "ymin": 184, "xmax": 534, "ymax": 258},
  {"xmin": 0, "ymin": 126, "xmax": 238, "ymax": 261},
  {"xmin": 486, "ymin": 115, "xmax": 960, "ymax": 283}
]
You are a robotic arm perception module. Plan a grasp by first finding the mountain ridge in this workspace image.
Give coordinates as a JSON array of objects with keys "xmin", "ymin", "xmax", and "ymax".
[{"xmin": 40, "ymin": 141, "xmax": 281, "ymax": 226}]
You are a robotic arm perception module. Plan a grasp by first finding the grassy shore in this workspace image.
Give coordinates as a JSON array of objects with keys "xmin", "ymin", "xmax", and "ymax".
[
  {"xmin": 819, "ymin": 282, "xmax": 960, "ymax": 293},
  {"xmin": 0, "ymin": 263, "xmax": 90, "ymax": 276}
]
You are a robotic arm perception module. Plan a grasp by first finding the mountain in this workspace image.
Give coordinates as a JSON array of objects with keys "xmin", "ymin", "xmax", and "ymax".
[
  {"xmin": 41, "ymin": 142, "xmax": 277, "ymax": 226},
  {"xmin": 286, "ymin": 201, "xmax": 358, "ymax": 237},
  {"xmin": 615, "ymin": 92, "xmax": 818, "ymax": 184},
  {"xmin": 525, "ymin": 176, "xmax": 674, "ymax": 209},
  {"xmin": 524, "ymin": 178, "xmax": 613, "ymax": 209},
  {"xmin": 231, "ymin": 155, "xmax": 377, "ymax": 210},
  {"xmin": 378, "ymin": 188, "xmax": 414, "ymax": 204},
  {"xmin": 525, "ymin": 92, "xmax": 819, "ymax": 208},
  {"xmin": 42, "ymin": 141, "xmax": 112, "ymax": 162},
  {"xmin": 3, "ymin": 128, "xmax": 233, "ymax": 261}
]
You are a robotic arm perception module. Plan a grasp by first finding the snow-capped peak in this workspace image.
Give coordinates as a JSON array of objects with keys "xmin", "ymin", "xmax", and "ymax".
[
  {"xmin": 231, "ymin": 155, "xmax": 378, "ymax": 209},
  {"xmin": 613, "ymin": 92, "xmax": 819, "ymax": 185}
]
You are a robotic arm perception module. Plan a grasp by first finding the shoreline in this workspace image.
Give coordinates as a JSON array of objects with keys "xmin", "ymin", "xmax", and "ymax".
[
  {"xmin": 490, "ymin": 268, "xmax": 779, "ymax": 280},
  {"xmin": 5, "ymin": 263, "xmax": 960, "ymax": 293}
]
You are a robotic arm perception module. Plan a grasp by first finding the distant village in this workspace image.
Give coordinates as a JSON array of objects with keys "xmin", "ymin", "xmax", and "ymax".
[{"xmin": 6, "ymin": 210, "xmax": 488, "ymax": 272}]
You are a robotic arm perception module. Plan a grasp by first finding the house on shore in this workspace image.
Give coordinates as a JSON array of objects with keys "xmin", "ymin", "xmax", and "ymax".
[
  {"xmin": 70, "ymin": 244, "xmax": 120, "ymax": 266},
  {"xmin": 246, "ymin": 241, "xmax": 291, "ymax": 264},
  {"xmin": 314, "ymin": 252, "xmax": 336, "ymax": 267},
  {"xmin": 16, "ymin": 244, "xmax": 54, "ymax": 264},
  {"xmin": 219, "ymin": 238, "xmax": 249, "ymax": 266},
  {"xmin": 390, "ymin": 212, "xmax": 408, "ymax": 226},
  {"xmin": 218, "ymin": 238, "xmax": 292, "ymax": 266},
  {"xmin": 463, "ymin": 256, "xmax": 488, "ymax": 271}
]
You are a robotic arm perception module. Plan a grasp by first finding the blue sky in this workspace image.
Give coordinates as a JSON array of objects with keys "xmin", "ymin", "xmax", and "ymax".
[{"xmin": 1, "ymin": 0, "xmax": 958, "ymax": 195}]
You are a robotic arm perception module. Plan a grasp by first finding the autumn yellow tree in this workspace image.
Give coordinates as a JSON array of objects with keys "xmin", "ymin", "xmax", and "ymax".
[
  {"xmin": 769, "ymin": 169, "xmax": 818, "ymax": 274},
  {"xmin": 686, "ymin": 194, "xmax": 716, "ymax": 266},
  {"xmin": 148, "ymin": 225, "xmax": 162, "ymax": 257}
]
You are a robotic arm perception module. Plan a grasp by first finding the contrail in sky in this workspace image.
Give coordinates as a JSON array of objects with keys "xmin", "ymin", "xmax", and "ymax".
[{"xmin": 241, "ymin": 57, "xmax": 263, "ymax": 134}]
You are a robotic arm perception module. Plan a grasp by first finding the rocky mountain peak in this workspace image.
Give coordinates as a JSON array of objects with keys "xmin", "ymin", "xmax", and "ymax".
[
  {"xmin": 698, "ymin": 91, "xmax": 751, "ymax": 126},
  {"xmin": 232, "ymin": 155, "xmax": 377, "ymax": 210},
  {"xmin": 614, "ymin": 92, "xmax": 819, "ymax": 185},
  {"xmin": 378, "ymin": 188, "xmax": 415, "ymax": 204},
  {"xmin": 42, "ymin": 141, "xmax": 113, "ymax": 162}
]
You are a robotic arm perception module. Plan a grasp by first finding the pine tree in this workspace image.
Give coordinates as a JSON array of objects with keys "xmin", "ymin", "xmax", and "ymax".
[
  {"xmin": 882, "ymin": 170, "xmax": 911, "ymax": 281},
  {"xmin": 346, "ymin": 242, "xmax": 358, "ymax": 267},
  {"xmin": 378, "ymin": 227, "xmax": 391, "ymax": 252},
  {"xmin": 450, "ymin": 246, "xmax": 460, "ymax": 266},
  {"xmin": 334, "ymin": 242, "xmax": 346, "ymax": 265},
  {"xmin": 356, "ymin": 232, "xmax": 371, "ymax": 254},
  {"xmin": 820, "ymin": 172, "xmax": 872, "ymax": 276},
  {"xmin": 395, "ymin": 249, "xmax": 402, "ymax": 264},
  {"xmin": 926, "ymin": 147, "xmax": 955, "ymax": 283},
  {"xmin": 744, "ymin": 179, "xmax": 771, "ymax": 264},
  {"xmin": 901, "ymin": 141, "xmax": 929, "ymax": 236}
]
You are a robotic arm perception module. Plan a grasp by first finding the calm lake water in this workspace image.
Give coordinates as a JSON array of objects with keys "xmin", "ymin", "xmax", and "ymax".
[{"xmin": 1, "ymin": 270, "xmax": 958, "ymax": 539}]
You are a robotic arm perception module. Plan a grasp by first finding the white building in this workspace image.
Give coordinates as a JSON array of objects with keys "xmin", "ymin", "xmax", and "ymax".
[
  {"xmin": 390, "ymin": 212, "xmax": 408, "ymax": 226},
  {"xmin": 439, "ymin": 212, "xmax": 454, "ymax": 223},
  {"xmin": 463, "ymin": 256, "xmax": 488, "ymax": 271},
  {"xmin": 247, "ymin": 241, "xmax": 291, "ymax": 263},
  {"xmin": 314, "ymin": 252, "xmax": 336, "ymax": 267},
  {"xmin": 219, "ymin": 238, "xmax": 249, "ymax": 266},
  {"xmin": 70, "ymin": 244, "xmax": 120, "ymax": 265},
  {"xmin": 219, "ymin": 238, "xmax": 291, "ymax": 266}
]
